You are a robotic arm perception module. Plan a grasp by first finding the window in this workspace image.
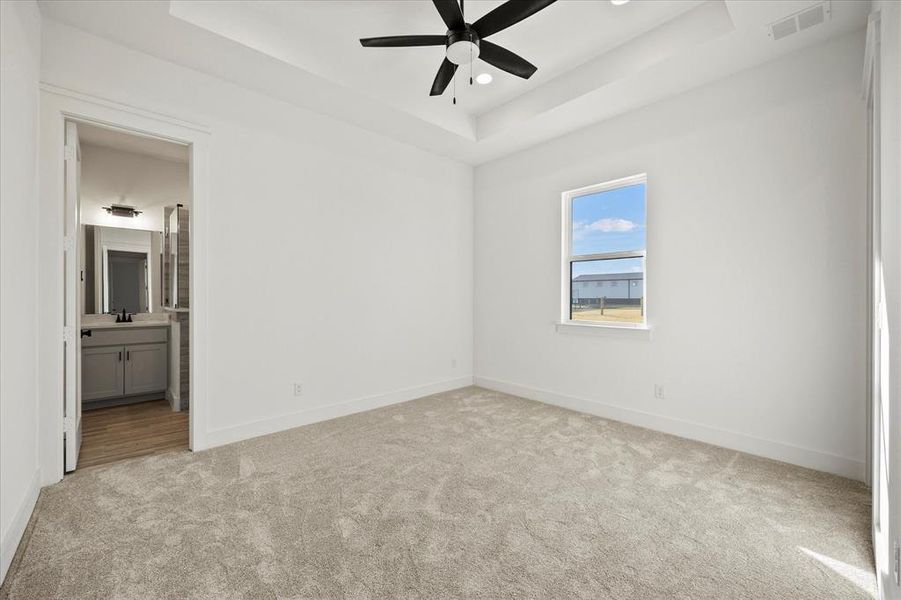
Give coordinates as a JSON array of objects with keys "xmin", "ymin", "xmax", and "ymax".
[{"xmin": 562, "ymin": 174, "xmax": 646, "ymax": 328}]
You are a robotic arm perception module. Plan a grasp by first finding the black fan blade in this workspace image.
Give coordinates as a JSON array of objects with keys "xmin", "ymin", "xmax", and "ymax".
[
  {"xmin": 433, "ymin": 0, "xmax": 464, "ymax": 31},
  {"xmin": 360, "ymin": 35, "xmax": 447, "ymax": 47},
  {"xmin": 479, "ymin": 41, "xmax": 536, "ymax": 79},
  {"xmin": 472, "ymin": 0, "xmax": 557, "ymax": 38},
  {"xmin": 430, "ymin": 58, "xmax": 458, "ymax": 96}
]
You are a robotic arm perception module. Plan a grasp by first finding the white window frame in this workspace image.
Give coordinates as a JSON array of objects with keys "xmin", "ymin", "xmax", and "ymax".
[{"xmin": 560, "ymin": 173, "xmax": 648, "ymax": 331}]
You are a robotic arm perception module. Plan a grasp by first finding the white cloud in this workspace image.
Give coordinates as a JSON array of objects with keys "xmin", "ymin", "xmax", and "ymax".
[{"xmin": 585, "ymin": 218, "xmax": 637, "ymax": 233}]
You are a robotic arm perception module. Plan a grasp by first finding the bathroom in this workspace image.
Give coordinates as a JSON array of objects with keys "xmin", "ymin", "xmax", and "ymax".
[{"xmin": 74, "ymin": 123, "xmax": 191, "ymax": 469}]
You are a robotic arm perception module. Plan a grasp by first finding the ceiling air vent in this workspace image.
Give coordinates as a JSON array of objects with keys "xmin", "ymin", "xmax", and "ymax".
[{"xmin": 768, "ymin": 2, "xmax": 831, "ymax": 41}]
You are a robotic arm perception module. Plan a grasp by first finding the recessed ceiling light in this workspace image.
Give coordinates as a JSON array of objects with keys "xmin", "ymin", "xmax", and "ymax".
[
  {"xmin": 476, "ymin": 73, "xmax": 493, "ymax": 85},
  {"xmin": 611, "ymin": 0, "xmax": 630, "ymax": 5}
]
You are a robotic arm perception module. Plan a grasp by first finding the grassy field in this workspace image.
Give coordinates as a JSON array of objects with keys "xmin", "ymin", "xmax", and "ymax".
[{"xmin": 571, "ymin": 306, "xmax": 643, "ymax": 324}]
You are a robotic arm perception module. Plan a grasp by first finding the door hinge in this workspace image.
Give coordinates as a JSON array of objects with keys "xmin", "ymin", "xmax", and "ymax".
[
  {"xmin": 62, "ymin": 326, "xmax": 74, "ymax": 343},
  {"xmin": 64, "ymin": 145, "xmax": 76, "ymax": 161},
  {"xmin": 63, "ymin": 414, "xmax": 74, "ymax": 432},
  {"xmin": 63, "ymin": 236, "xmax": 75, "ymax": 252}
]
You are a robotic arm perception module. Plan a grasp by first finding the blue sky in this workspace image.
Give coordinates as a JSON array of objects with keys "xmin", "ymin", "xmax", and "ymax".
[{"xmin": 571, "ymin": 183, "xmax": 645, "ymax": 277}]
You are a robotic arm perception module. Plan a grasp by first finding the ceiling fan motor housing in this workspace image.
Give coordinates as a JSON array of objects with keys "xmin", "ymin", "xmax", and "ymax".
[{"xmin": 445, "ymin": 27, "xmax": 480, "ymax": 65}]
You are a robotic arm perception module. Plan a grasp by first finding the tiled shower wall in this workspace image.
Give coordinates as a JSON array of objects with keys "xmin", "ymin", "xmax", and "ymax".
[
  {"xmin": 164, "ymin": 205, "xmax": 191, "ymax": 412},
  {"xmin": 177, "ymin": 206, "xmax": 189, "ymax": 411}
]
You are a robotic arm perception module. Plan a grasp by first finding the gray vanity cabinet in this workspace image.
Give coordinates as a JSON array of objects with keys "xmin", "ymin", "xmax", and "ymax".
[
  {"xmin": 81, "ymin": 326, "xmax": 168, "ymax": 404},
  {"xmin": 82, "ymin": 345, "xmax": 125, "ymax": 401},
  {"xmin": 124, "ymin": 343, "xmax": 167, "ymax": 395}
]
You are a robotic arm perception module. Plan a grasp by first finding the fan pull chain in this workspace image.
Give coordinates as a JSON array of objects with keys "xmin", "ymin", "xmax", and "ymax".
[
  {"xmin": 470, "ymin": 43, "xmax": 473, "ymax": 85},
  {"xmin": 453, "ymin": 70, "xmax": 456, "ymax": 105}
]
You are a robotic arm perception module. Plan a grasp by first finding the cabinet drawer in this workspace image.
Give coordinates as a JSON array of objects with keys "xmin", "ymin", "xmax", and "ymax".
[{"xmin": 82, "ymin": 326, "xmax": 168, "ymax": 348}]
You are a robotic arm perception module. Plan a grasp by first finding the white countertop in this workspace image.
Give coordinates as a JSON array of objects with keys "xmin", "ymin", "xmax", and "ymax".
[
  {"xmin": 81, "ymin": 317, "xmax": 171, "ymax": 330},
  {"xmin": 85, "ymin": 322, "xmax": 170, "ymax": 330}
]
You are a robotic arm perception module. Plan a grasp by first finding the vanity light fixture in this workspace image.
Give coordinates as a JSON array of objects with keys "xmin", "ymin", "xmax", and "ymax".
[
  {"xmin": 476, "ymin": 72, "xmax": 493, "ymax": 84},
  {"xmin": 103, "ymin": 204, "xmax": 143, "ymax": 218}
]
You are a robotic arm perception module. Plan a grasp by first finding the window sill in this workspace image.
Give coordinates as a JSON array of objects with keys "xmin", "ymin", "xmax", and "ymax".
[{"xmin": 555, "ymin": 321, "xmax": 652, "ymax": 339}]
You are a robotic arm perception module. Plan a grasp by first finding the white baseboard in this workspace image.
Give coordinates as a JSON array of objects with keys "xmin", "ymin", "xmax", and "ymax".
[
  {"xmin": 0, "ymin": 468, "xmax": 40, "ymax": 585},
  {"xmin": 474, "ymin": 376, "xmax": 865, "ymax": 481},
  {"xmin": 204, "ymin": 376, "xmax": 474, "ymax": 450}
]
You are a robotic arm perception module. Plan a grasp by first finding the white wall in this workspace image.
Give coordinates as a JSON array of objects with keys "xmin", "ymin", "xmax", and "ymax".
[
  {"xmin": 80, "ymin": 143, "xmax": 189, "ymax": 232},
  {"xmin": 474, "ymin": 31, "xmax": 868, "ymax": 480},
  {"xmin": 0, "ymin": 0, "xmax": 42, "ymax": 584},
  {"xmin": 40, "ymin": 21, "xmax": 473, "ymax": 452}
]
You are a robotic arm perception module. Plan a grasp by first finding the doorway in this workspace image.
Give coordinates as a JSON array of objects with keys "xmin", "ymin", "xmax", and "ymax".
[
  {"xmin": 38, "ymin": 86, "xmax": 210, "ymax": 486},
  {"xmin": 106, "ymin": 250, "xmax": 149, "ymax": 314},
  {"xmin": 63, "ymin": 119, "xmax": 193, "ymax": 471}
]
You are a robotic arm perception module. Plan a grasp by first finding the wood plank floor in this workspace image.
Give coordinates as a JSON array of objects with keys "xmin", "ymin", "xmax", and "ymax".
[{"xmin": 79, "ymin": 399, "xmax": 188, "ymax": 469}]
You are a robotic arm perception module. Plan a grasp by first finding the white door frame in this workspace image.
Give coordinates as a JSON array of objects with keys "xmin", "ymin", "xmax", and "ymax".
[
  {"xmin": 63, "ymin": 120, "xmax": 82, "ymax": 472},
  {"xmin": 864, "ymin": 8, "xmax": 901, "ymax": 598},
  {"xmin": 864, "ymin": 13, "xmax": 888, "ymax": 591},
  {"xmin": 38, "ymin": 84, "xmax": 211, "ymax": 485}
]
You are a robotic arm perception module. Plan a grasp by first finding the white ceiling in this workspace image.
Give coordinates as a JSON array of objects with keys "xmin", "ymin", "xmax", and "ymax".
[
  {"xmin": 78, "ymin": 125, "xmax": 190, "ymax": 232},
  {"xmin": 171, "ymin": 1, "xmax": 705, "ymax": 117},
  {"xmin": 38, "ymin": 1, "xmax": 870, "ymax": 164},
  {"xmin": 78, "ymin": 123, "xmax": 189, "ymax": 163}
]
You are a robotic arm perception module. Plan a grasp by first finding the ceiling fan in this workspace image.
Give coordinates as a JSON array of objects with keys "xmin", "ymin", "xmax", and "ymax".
[{"xmin": 360, "ymin": 0, "xmax": 558, "ymax": 98}]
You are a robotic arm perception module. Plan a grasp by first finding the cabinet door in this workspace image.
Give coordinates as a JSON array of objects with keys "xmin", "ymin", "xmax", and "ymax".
[
  {"xmin": 124, "ymin": 343, "xmax": 168, "ymax": 395},
  {"xmin": 82, "ymin": 345, "xmax": 125, "ymax": 401}
]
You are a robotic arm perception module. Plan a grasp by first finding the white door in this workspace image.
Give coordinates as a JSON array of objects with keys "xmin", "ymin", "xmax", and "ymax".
[{"xmin": 64, "ymin": 121, "xmax": 82, "ymax": 472}]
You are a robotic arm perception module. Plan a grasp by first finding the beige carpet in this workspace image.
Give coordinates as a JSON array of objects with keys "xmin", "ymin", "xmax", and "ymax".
[{"xmin": 1, "ymin": 386, "xmax": 874, "ymax": 599}]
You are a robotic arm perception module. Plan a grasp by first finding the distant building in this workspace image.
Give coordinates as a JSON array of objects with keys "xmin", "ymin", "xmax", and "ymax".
[{"xmin": 572, "ymin": 272, "xmax": 644, "ymax": 304}]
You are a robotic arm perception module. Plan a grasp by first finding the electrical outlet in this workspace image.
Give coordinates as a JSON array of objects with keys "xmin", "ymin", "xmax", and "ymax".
[
  {"xmin": 293, "ymin": 383, "xmax": 303, "ymax": 397},
  {"xmin": 654, "ymin": 384, "xmax": 665, "ymax": 400}
]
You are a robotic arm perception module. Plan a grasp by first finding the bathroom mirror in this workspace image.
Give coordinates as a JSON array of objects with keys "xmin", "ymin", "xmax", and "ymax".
[
  {"xmin": 165, "ymin": 207, "xmax": 178, "ymax": 308},
  {"xmin": 81, "ymin": 224, "xmax": 164, "ymax": 315},
  {"xmin": 163, "ymin": 205, "xmax": 189, "ymax": 310}
]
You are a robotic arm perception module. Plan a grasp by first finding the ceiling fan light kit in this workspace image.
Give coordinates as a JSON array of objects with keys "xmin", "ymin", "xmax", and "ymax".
[
  {"xmin": 360, "ymin": 0, "xmax": 558, "ymax": 100},
  {"xmin": 445, "ymin": 28, "xmax": 480, "ymax": 65}
]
